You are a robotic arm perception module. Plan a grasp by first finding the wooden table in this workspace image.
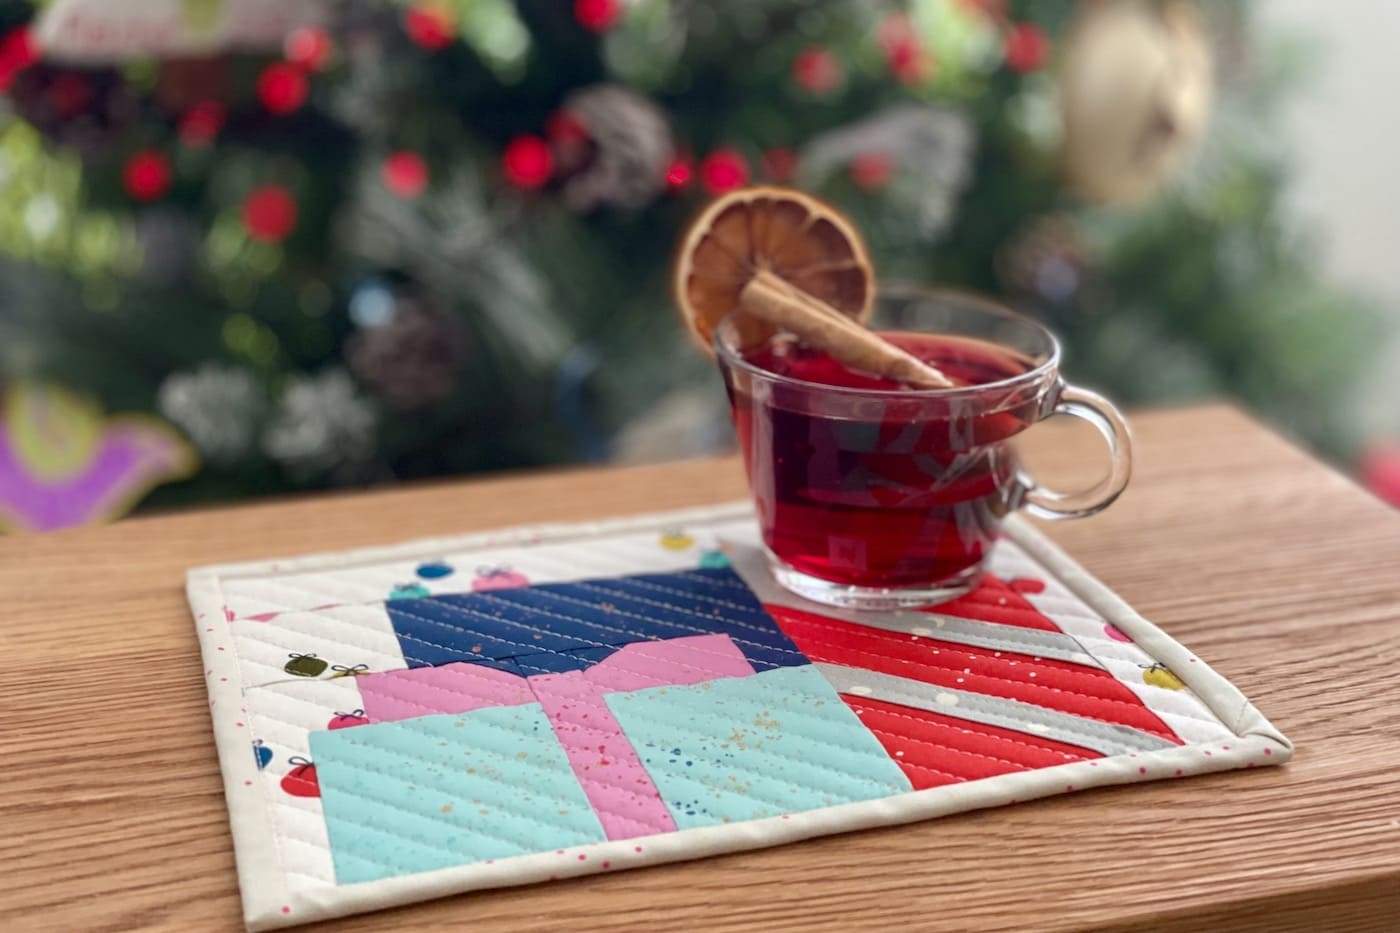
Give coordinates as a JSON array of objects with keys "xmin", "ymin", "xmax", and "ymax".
[{"xmin": 4, "ymin": 404, "xmax": 1399, "ymax": 932}]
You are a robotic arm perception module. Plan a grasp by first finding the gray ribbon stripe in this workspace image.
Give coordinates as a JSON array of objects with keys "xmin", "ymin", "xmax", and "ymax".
[
  {"xmin": 816, "ymin": 664, "xmax": 1175, "ymax": 757},
  {"xmin": 727, "ymin": 544, "xmax": 1102, "ymax": 666}
]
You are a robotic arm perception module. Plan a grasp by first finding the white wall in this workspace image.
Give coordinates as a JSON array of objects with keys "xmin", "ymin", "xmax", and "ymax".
[
  {"xmin": 1261, "ymin": 1, "xmax": 1400, "ymax": 437},
  {"xmin": 1262, "ymin": 1, "xmax": 1400, "ymax": 307}
]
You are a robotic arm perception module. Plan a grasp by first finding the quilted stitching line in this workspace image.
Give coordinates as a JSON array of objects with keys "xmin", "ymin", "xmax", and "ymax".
[
  {"xmin": 988, "ymin": 553, "xmax": 1225, "ymax": 740},
  {"xmin": 233, "ymin": 616, "xmax": 405, "ymax": 665},
  {"xmin": 819, "ymin": 665, "xmax": 1170, "ymax": 752},
  {"xmin": 512, "ymin": 656, "xmax": 587, "ymax": 676},
  {"xmin": 585, "ymin": 576, "xmax": 805, "ymax": 645},
  {"xmin": 788, "ymin": 619, "xmax": 1162, "ymax": 717},
  {"xmin": 381, "ymin": 624, "xmax": 528, "ymax": 667},
  {"xmin": 894, "ymin": 760, "xmax": 968, "ymax": 783},
  {"xmin": 1011, "ymin": 605, "xmax": 1227, "ymax": 732},
  {"xmin": 249, "ymin": 688, "xmax": 361, "ymax": 723},
  {"xmin": 612, "ymin": 694, "xmax": 903, "ymax": 801},
  {"xmin": 315, "ymin": 784, "xmax": 534, "ymax": 862},
  {"xmin": 853, "ymin": 703, "xmax": 1086, "ymax": 761},
  {"xmin": 265, "ymin": 810, "xmax": 338, "ymax": 884},
  {"xmin": 912, "ymin": 619, "xmax": 1102, "ymax": 661},
  {"xmin": 863, "ymin": 726, "xmax": 1037, "ymax": 771},
  {"xmin": 212, "ymin": 572, "xmax": 321, "ymax": 905},
  {"xmin": 316, "ymin": 726, "xmax": 601, "ymax": 841},
  {"xmin": 227, "ymin": 575, "xmax": 375, "ymax": 617},
  {"xmin": 523, "ymin": 586, "xmax": 805, "ymax": 664},
  {"xmin": 359, "ymin": 675, "xmax": 532, "ymax": 720},
  {"xmin": 593, "ymin": 575, "xmax": 773, "ymax": 619},
  {"xmin": 386, "ymin": 602, "xmax": 602, "ymax": 660},
  {"xmin": 479, "ymin": 588, "xmax": 789, "ymax": 665},
  {"xmin": 538, "ymin": 711, "xmax": 675, "ymax": 837}
]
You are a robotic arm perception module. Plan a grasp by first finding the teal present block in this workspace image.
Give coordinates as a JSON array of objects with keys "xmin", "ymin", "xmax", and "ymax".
[
  {"xmin": 311, "ymin": 704, "xmax": 605, "ymax": 884},
  {"xmin": 606, "ymin": 666, "xmax": 912, "ymax": 828}
]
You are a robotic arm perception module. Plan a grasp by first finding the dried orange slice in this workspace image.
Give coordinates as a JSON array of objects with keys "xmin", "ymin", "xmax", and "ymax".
[{"xmin": 673, "ymin": 186, "xmax": 875, "ymax": 353}]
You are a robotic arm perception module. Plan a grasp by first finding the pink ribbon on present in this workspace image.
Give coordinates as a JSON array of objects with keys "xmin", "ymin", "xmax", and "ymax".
[{"xmin": 354, "ymin": 634, "xmax": 756, "ymax": 840}]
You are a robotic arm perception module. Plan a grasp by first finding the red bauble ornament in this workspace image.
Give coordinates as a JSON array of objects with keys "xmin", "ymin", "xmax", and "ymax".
[
  {"xmin": 1362, "ymin": 443, "xmax": 1400, "ymax": 507},
  {"xmin": 760, "ymin": 148, "xmax": 798, "ymax": 183},
  {"xmin": 879, "ymin": 14, "xmax": 931, "ymax": 85},
  {"xmin": 281, "ymin": 758, "xmax": 320, "ymax": 797},
  {"xmin": 404, "ymin": 3, "xmax": 456, "ymax": 50},
  {"xmin": 850, "ymin": 152, "xmax": 894, "ymax": 190},
  {"xmin": 242, "ymin": 186, "xmax": 299, "ymax": 243},
  {"xmin": 285, "ymin": 27, "xmax": 334, "ymax": 72},
  {"xmin": 0, "ymin": 27, "xmax": 37, "ymax": 91},
  {"xmin": 792, "ymin": 46, "xmax": 843, "ymax": 95},
  {"xmin": 1003, "ymin": 22, "xmax": 1048, "ymax": 73},
  {"xmin": 123, "ymin": 150, "xmax": 172, "ymax": 202},
  {"xmin": 574, "ymin": 0, "xmax": 623, "ymax": 33},
  {"xmin": 501, "ymin": 135, "xmax": 553, "ymax": 189},
  {"xmin": 699, "ymin": 149, "xmax": 750, "ymax": 194},
  {"xmin": 179, "ymin": 100, "xmax": 226, "ymax": 147},
  {"xmin": 257, "ymin": 62, "xmax": 308, "ymax": 116},
  {"xmin": 382, "ymin": 151, "xmax": 429, "ymax": 198}
]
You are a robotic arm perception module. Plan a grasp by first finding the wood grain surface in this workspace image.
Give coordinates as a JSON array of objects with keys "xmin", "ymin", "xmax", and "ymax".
[{"xmin": 3, "ymin": 404, "xmax": 1399, "ymax": 932}]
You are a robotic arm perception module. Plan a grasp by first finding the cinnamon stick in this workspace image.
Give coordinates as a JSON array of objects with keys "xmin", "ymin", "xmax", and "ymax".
[{"xmin": 739, "ymin": 270, "xmax": 954, "ymax": 389}]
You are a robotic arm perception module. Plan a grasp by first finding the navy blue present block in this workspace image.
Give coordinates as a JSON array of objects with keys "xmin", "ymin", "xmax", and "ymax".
[{"xmin": 384, "ymin": 568, "xmax": 807, "ymax": 675}]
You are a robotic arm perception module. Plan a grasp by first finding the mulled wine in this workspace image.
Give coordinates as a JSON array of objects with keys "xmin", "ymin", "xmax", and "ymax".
[{"xmin": 726, "ymin": 331, "xmax": 1041, "ymax": 592}]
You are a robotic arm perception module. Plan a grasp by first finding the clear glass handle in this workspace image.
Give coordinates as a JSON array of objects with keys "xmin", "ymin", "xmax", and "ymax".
[{"xmin": 1020, "ymin": 385, "xmax": 1133, "ymax": 520}]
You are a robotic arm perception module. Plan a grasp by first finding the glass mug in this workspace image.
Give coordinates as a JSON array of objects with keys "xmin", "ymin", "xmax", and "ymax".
[{"xmin": 715, "ymin": 288, "xmax": 1131, "ymax": 609}]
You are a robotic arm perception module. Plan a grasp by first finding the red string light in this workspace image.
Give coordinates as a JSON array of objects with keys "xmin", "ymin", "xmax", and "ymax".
[
  {"xmin": 123, "ymin": 150, "xmax": 173, "ymax": 202},
  {"xmin": 382, "ymin": 151, "xmax": 430, "ymax": 198},
  {"xmin": 242, "ymin": 186, "xmax": 299, "ymax": 243},
  {"xmin": 257, "ymin": 63, "xmax": 309, "ymax": 116},
  {"xmin": 0, "ymin": 27, "xmax": 37, "ymax": 92},
  {"xmin": 285, "ymin": 27, "xmax": 334, "ymax": 72},
  {"xmin": 574, "ymin": 0, "xmax": 622, "ymax": 33},
  {"xmin": 404, "ymin": 3, "xmax": 456, "ymax": 50},
  {"xmin": 792, "ymin": 46, "xmax": 843, "ymax": 95},
  {"xmin": 1003, "ymin": 22, "xmax": 1049, "ymax": 73},
  {"xmin": 700, "ymin": 149, "xmax": 750, "ymax": 194},
  {"xmin": 665, "ymin": 157, "xmax": 692, "ymax": 190}
]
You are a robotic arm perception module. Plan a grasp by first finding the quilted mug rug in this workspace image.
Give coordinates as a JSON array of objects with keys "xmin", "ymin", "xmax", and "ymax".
[{"xmin": 187, "ymin": 503, "xmax": 1291, "ymax": 930}]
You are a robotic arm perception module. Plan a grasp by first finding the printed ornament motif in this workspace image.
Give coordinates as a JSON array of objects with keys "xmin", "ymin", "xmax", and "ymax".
[
  {"xmin": 470, "ymin": 566, "xmax": 530, "ymax": 591},
  {"xmin": 389, "ymin": 582, "xmax": 430, "ymax": 600},
  {"xmin": 698, "ymin": 549, "xmax": 730, "ymax": 569},
  {"xmin": 658, "ymin": 529, "xmax": 694, "ymax": 551},
  {"xmin": 327, "ymin": 710, "xmax": 369, "ymax": 730},
  {"xmin": 281, "ymin": 757, "xmax": 320, "ymax": 797},
  {"xmin": 253, "ymin": 739, "xmax": 272, "ymax": 770},
  {"xmin": 284, "ymin": 653, "xmax": 328, "ymax": 678},
  {"xmin": 1143, "ymin": 662, "xmax": 1185, "ymax": 691},
  {"xmin": 0, "ymin": 384, "xmax": 196, "ymax": 533}
]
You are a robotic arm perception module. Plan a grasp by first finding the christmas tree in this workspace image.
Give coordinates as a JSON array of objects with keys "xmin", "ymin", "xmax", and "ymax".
[{"xmin": 0, "ymin": 0, "xmax": 1388, "ymax": 531}]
